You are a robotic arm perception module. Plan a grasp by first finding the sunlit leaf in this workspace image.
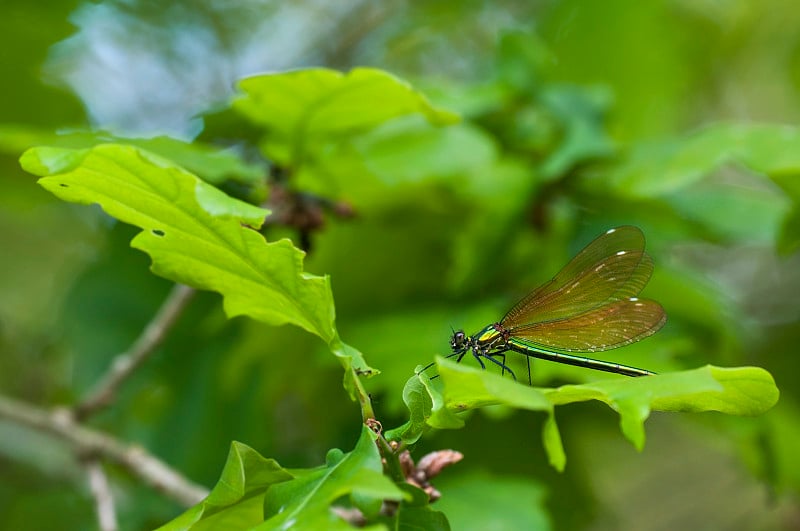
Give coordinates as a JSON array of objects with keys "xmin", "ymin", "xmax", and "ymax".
[
  {"xmin": 0, "ymin": 125, "xmax": 266, "ymax": 185},
  {"xmin": 391, "ymin": 358, "xmax": 778, "ymax": 470},
  {"xmin": 19, "ymin": 144, "xmax": 373, "ymax": 373},
  {"xmin": 435, "ymin": 359, "xmax": 553, "ymax": 420}
]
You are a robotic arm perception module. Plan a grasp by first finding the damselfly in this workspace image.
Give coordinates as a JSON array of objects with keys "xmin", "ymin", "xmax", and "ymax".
[{"xmin": 434, "ymin": 226, "xmax": 666, "ymax": 383}]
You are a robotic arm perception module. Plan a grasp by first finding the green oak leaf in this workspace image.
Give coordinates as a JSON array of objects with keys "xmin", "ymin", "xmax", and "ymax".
[
  {"xmin": 0, "ymin": 125, "xmax": 266, "ymax": 185},
  {"xmin": 156, "ymin": 442, "xmax": 293, "ymax": 531},
  {"xmin": 232, "ymin": 67, "xmax": 459, "ymax": 164},
  {"xmin": 540, "ymin": 365, "xmax": 778, "ymax": 450},
  {"xmin": 433, "ymin": 358, "xmax": 554, "ymax": 426},
  {"xmin": 258, "ymin": 426, "xmax": 407, "ymax": 530},
  {"xmin": 391, "ymin": 358, "xmax": 778, "ymax": 471},
  {"xmin": 19, "ymin": 144, "xmax": 373, "ymax": 374}
]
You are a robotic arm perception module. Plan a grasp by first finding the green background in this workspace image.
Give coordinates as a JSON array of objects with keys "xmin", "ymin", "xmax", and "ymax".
[{"xmin": 1, "ymin": 1, "xmax": 798, "ymax": 529}]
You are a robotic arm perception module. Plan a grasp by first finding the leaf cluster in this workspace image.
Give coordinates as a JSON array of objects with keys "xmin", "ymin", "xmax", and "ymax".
[{"xmin": 17, "ymin": 64, "xmax": 784, "ymax": 528}]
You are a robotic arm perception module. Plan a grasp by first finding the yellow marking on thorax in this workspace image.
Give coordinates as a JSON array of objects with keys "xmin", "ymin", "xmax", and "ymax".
[{"xmin": 476, "ymin": 328, "xmax": 501, "ymax": 343}]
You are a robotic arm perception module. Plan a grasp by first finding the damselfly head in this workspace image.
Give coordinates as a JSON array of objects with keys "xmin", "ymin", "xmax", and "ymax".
[{"xmin": 450, "ymin": 330, "xmax": 467, "ymax": 351}]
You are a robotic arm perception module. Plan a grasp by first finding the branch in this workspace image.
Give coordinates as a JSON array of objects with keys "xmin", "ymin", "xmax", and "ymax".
[
  {"xmin": 0, "ymin": 394, "xmax": 208, "ymax": 506},
  {"xmin": 75, "ymin": 284, "xmax": 195, "ymax": 420},
  {"xmin": 84, "ymin": 458, "xmax": 118, "ymax": 531}
]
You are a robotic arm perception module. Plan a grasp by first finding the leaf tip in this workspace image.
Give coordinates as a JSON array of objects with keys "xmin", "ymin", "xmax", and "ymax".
[{"xmin": 20, "ymin": 146, "xmax": 87, "ymax": 177}]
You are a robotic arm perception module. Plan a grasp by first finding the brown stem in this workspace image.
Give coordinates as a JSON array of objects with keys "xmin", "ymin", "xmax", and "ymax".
[
  {"xmin": 0, "ymin": 394, "xmax": 208, "ymax": 506},
  {"xmin": 75, "ymin": 284, "xmax": 195, "ymax": 420},
  {"xmin": 84, "ymin": 458, "xmax": 118, "ymax": 531}
]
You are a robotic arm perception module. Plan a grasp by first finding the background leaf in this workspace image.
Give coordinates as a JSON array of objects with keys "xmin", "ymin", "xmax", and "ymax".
[
  {"xmin": 433, "ymin": 471, "xmax": 551, "ymax": 531},
  {"xmin": 0, "ymin": 125, "xmax": 267, "ymax": 186},
  {"xmin": 232, "ymin": 67, "xmax": 459, "ymax": 164},
  {"xmin": 599, "ymin": 124, "xmax": 800, "ymax": 198}
]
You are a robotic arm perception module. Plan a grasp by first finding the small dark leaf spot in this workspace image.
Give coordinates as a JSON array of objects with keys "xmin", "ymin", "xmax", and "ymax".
[
  {"xmin": 59, "ymin": 183, "xmax": 69, "ymax": 188},
  {"xmin": 152, "ymin": 229, "xmax": 165, "ymax": 237}
]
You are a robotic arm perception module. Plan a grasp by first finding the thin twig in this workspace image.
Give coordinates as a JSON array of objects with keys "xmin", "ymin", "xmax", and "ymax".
[
  {"xmin": 85, "ymin": 458, "xmax": 118, "ymax": 531},
  {"xmin": 0, "ymin": 394, "xmax": 208, "ymax": 506},
  {"xmin": 75, "ymin": 284, "xmax": 195, "ymax": 420}
]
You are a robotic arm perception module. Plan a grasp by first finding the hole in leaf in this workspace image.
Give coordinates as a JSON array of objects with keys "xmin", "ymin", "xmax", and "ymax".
[
  {"xmin": 59, "ymin": 183, "xmax": 69, "ymax": 188},
  {"xmin": 152, "ymin": 229, "xmax": 165, "ymax": 237}
]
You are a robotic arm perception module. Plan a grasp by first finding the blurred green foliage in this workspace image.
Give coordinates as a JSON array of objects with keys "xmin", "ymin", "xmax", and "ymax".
[{"xmin": 2, "ymin": 1, "xmax": 799, "ymax": 530}]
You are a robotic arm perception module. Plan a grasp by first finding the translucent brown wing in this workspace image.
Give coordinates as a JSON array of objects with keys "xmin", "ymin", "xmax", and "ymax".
[
  {"xmin": 509, "ymin": 298, "xmax": 667, "ymax": 353},
  {"xmin": 502, "ymin": 226, "xmax": 654, "ymax": 328}
]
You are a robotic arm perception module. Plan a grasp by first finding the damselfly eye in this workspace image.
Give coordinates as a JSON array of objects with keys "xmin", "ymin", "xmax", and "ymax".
[{"xmin": 451, "ymin": 330, "xmax": 466, "ymax": 350}]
